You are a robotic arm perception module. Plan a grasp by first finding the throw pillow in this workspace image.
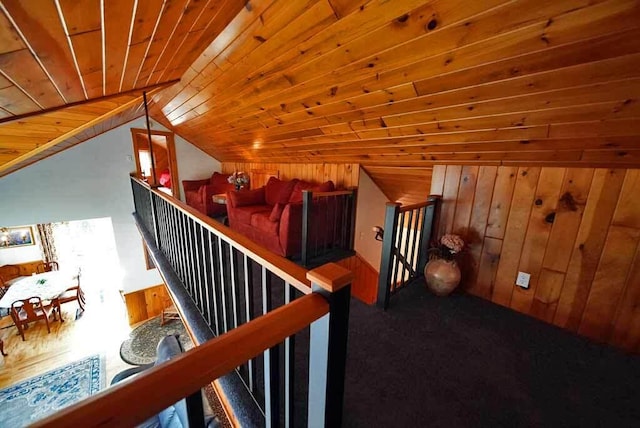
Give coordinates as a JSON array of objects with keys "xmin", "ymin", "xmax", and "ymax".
[
  {"xmin": 312, "ymin": 180, "xmax": 335, "ymax": 193},
  {"xmin": 288, "ymin": 180, "xmax": 314, "ymax": 203},
  {"xmin": 269, "ymin": 203, "xmax": 285, "ymax": 222},
  {"xmin": 265, "ymin": 177, "xmax": 298, "ymax": 206}
]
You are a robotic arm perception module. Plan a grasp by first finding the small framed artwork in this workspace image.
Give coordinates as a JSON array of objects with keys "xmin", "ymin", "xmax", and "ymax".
[{"xmin": 0, "ymin": 226, "xmax": 35, "ymax": 249}]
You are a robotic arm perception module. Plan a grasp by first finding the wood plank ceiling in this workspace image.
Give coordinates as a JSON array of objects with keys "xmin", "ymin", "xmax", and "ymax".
[
  {"xmin": 1, "ymin": 0, "xmax": 640, "ymax": 198},
  {"xmin": 0, "ymin": 0, "xmax": 245, "ymax": 176},
  {"xmin": 148, "ymin": 0, "xmax": 640, "ymax": 174}
]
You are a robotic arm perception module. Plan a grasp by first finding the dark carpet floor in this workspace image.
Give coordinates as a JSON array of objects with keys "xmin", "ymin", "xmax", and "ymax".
[{"xmin": 342, "ymin": 281, "xmax": 640, "ymax": 428}]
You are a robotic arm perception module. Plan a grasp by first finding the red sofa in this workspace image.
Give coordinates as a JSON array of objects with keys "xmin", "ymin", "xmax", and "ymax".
[
  {"xmin": 183, "ymin": 172, "xmax": 234, "ymax": 217},
  {"xmin": 226, "ymin": 177, "xmax": 335, "ymax": 257}
]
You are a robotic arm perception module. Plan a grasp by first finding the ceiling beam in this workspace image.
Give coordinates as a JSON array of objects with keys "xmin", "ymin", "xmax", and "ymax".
[{"xmin": 0, "ymin": 79, "xmax": 180, "ymax": 125}]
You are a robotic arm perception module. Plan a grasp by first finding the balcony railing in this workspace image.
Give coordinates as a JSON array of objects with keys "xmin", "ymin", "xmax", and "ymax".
[
  {"xmin": 377, "ymin": 196, "xmax": 441, "ymax": 310},
  {"xmin": 36, "ymin": 177, "xmax": 353, "ymax": 427}
]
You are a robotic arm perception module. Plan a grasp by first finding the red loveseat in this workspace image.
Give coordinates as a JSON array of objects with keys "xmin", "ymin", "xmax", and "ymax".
[
  {"xmin": 183, "ymin": 172, "xmax": 234, "ymax": 217},
  {"xmin": 226, "ymin": 177, "xmax": 335, "ymax": 258}
]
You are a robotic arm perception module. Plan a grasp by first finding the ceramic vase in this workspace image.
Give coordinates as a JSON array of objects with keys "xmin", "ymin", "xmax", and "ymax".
[{"xmin": 424, "ymin": 258, "xmax": 461, "ymax": 296}]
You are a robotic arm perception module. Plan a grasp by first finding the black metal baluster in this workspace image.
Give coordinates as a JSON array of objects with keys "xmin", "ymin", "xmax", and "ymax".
[
  {"xmin": 262, "ymin": 266, "xmax": 279, "ymax": 428},
  {"xmin": 185, "ymin": 218, "xmax": 195, "ymax": 298},
  {"xmin": 176, "ymin": 212, "xmax": 185, "ymax": 283},
  {"xmin": 200, "ymin": 228, "xmax": 212, "ymax": 327},
  {"xmin": 193, "ymin": 223, "xmax": 203, "ymax": 313},
  {"xmin": 284, "ymin": 282, "xmax": 296, "ymax": 428},
  {"xmin": 229, "ymin": 247, "xmax": 240, "ymax": 330},
  {"xmin": 180, "ymin": 212, "xmax": 189, "ymax": 285},
  {"xmin": 418, "ymin": 196, "xmax": 439, "ymax": 275},
  {"xmin": 208, "ymin": 234, "xmax": 220, "ymax": 336},
  {"xmin": 243, "ymin": 255, "xmax": 256, "ymax": 392},
  {"xmin": 169, "ymin": 202, "xmax": 178, "ymax": 270},
  {"xmin": 217, "ymin": 238, "xmax": 229, "ymax": 333}
]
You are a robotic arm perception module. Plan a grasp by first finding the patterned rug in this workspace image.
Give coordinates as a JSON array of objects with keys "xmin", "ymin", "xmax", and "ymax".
[
  {"xmin": 0, "ymin": 354, "xmax": 104, "ymax": 427},
  {"xmin": 119, "ymin": 316, "xmax": 193, "ymax": 365}
]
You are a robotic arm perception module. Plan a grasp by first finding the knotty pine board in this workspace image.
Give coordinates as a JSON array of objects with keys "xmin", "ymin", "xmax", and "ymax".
[
  {"xmin": 221, "ymin": 162, "xmax": 360, "ymax": 189},
  {"xmin": 431, "ymin": 164, "xmax": 640, "ymax": 353}
]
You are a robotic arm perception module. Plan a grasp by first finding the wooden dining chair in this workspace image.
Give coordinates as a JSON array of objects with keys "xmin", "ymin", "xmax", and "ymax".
[
  {"xmin": 55, "ymin": 274, "xmax": 86, "ymax": 317},
  {"xmin": 10, "ymin": 297, "xmax": 56, "ymax": 341},
  {"xmin": 36, "ymin": 261, "xmax": 59, "ymax": 274}
]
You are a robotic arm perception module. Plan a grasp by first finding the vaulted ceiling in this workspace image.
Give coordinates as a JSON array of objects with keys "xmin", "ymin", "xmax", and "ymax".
[{"xmin": 1, "ymin": 0, "xmax": 640, "ymax": 185}]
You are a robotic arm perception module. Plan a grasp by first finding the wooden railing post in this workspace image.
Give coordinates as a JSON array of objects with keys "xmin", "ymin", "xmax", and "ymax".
[
  {"xmin": 307, "ymin": 263, "xmax": 353, "ymax": 428},
  {"xmin": 302, "ymin": 189, "xmax": 312, "ymax": 266},
  {"xmin": 377, "ymin": 202, "xmax": 401, "ymax": 310},
  {"xmin": 417, "ymin": 195, "xmax": 441, "ymax": 276}
]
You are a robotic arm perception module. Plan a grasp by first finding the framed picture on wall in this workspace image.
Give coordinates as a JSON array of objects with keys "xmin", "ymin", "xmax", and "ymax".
[{"xmin": 0, "ymin": 226, "xmax": 35, "ymax": 249}]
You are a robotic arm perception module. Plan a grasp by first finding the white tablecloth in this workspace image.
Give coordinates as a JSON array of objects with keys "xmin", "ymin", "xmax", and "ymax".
[{"xmin": 0, "ymin": 271, "xmax": 78, "ymax": 309}]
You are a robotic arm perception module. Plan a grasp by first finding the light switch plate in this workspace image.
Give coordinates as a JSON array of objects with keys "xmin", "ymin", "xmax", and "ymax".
[{"xmin": 516, "ymin": 272, "xmax": 530, "ymax": 288}]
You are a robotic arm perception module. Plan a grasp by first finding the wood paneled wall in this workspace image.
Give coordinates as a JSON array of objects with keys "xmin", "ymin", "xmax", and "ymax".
[
  {"xmin": 336, "ymin": 254, "xmax": 379, "ymax": 305},
  {"xmin": 221, "ymin": 162, "xmax": 360, "ymax": 189},
  {"xmin": 123, "ymin": 283, "xmax": 169, "ymax": 325},
  {"xmin": 431, "ymin": 165, "xmax": 640, "ymax": 352},
  {"xmin": 0, "ymin": 260, "xmax": 42, "ymax": 280}
]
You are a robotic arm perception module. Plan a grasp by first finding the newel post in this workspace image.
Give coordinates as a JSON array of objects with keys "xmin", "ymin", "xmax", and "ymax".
[
  {"xmin": 417, "ymin": 195, "xmax": 441, "ymax": 276},
  {"xmin": 376, "ymin": 202, "xmax": 401, "ymax": 310},
  {"xmin": 302, "ymin": 190, "xmax": 312, "ymax": 266},
  {"xmin": 307, "ymin": 263, "xmax": 353, "ymax": 428}
]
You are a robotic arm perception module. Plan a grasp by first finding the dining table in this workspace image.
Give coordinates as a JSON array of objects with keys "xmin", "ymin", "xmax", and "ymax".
[{"xmin": 0, "ymin": 270, "xmax": 79, "ymax": 321}]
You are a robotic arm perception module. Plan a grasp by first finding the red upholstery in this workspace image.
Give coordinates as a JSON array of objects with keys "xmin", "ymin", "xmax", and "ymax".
[
  {"xmin": 289, "ymin": 180, "xmax": 335, "ymax": 203},
  {"xmin": 269, "ymin": 203, "xmax": 285, "ymax": 222},
  {"xmin": 228, "ymin": 187, "xmax": 266, "ymax": 208},
  {"xmin": 182, "ymin": 172, "xmax": 234, "ymax": 217},
  {"xmin": 227, "ymin": 178, "xmax": 337, "ymax": 258},
  {"xmin": 265, "ymin": 177, "xmax": 298, "ymax": 206}
]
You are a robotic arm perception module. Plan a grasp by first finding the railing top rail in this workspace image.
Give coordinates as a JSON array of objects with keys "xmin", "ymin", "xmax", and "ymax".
[
  {"xmin": 34, "ymin": 293, "xmax": 329, "ymax": 428},
  {"xmin": 306, "ymin": 189, "xmax": 354, "ymax": 197},
  {"xmin": 131, "ymin": 176, "xmax": 311, "ymax": 294},
  {"xmin": 398, "ymin": 195, "xmax": 441, "ymax": 213}
]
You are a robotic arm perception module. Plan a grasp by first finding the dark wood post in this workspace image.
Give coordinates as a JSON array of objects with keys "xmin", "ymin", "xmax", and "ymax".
[
  {"xmin": 376, "ymin": 202, "xmax": 401, "ymax": 310},
  {"xmin": 307, "ymin": 263, "xmax": 353, "ymax": 428},
  {"xmin": 302, "ymin": 189, "xmax": 312, "ymax": 266},
  {"xmin": 417, "ymin": 195, "xmax": 441, "ymax": 276}
]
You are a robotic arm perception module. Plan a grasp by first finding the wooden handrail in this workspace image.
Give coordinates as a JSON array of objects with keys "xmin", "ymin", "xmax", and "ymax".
[
  {"xmin": 312, "ymin": 190, "xmax": 354, "ymax": 197},
  {"xmin": 132, "ymin": 176, "xmax": 311, "ymax": 294},
  {"xmin": 34, "ymin": 293, "xmax": 329, "ymax": 428},
  {"xmin": 398, "ymin": 198, "xmax": 439, "ymax": 213}
]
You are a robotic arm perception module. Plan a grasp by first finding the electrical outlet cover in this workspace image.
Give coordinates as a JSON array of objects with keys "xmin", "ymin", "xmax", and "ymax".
[{"xmin": 516, "ymin": 272, "xmax": 530, "ymax": 288}]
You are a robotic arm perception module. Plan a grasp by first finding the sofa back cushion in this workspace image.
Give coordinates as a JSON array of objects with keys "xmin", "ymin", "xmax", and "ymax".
[
  {"xmin": 228, "ymin": 187, "xmax": 265, "ymax": 207},
  {"xmin": 265, "ymin": 177, "xmax": 297, "ymax": 206},
  {"xmin": 210, "ymin": 172, "xmax": 231, "ymax": 187},
  {"xmin": 289, "ymin": 180, "xmax": 336, "ymax": 203}
]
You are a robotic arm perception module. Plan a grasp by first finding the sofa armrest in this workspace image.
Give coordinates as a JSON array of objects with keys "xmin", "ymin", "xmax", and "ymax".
[
  {"xmin": 182, "ymin": 179, "xmax": 210, "ymax": 192},
  {"xmin": 279, "ymin": 202, "xmax": 304, "ymax": 258},
  {"xmin": 200, "ymin": 184, "xmax": 229, "ymax": 216}
]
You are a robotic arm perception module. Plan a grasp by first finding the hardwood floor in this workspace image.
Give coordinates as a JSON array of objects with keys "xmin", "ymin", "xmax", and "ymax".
[{"xmin": 0, "ymin": 284, "xmax": 134, "ymax": 389}]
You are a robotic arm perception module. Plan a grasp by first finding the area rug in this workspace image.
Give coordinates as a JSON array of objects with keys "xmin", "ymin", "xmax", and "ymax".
[
  {"xmin": 0, "ymin": 354, "xmax": 104, "ymax": 427},
  {"xmin": 120, "ymin": 316, "xmax": 193, "ymax": 365}
]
